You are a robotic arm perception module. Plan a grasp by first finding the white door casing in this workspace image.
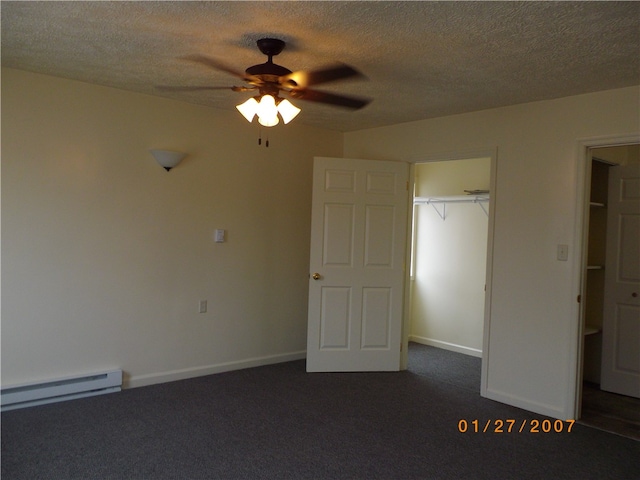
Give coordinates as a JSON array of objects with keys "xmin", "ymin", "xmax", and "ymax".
[
  {"xmin": 307, "ymin": 157, "xmax": 409, "ymax": 372},
  {"xmin": 601, "ymin": 163, "xmax": 640, "ymax": 398}
]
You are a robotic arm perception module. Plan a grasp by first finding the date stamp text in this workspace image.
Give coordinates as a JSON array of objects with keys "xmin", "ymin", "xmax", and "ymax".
[{"xmin": 458, "ymin": 419, "xmax": 576, "ymax": 434}]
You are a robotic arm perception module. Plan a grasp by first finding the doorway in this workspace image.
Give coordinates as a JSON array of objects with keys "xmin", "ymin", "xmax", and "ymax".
[
  {"xmin": 408, "ymin": 156, "xmax": 491, "ymax": 374},
  {"xmin": 578, "ymin": 143, "xmax": 640, "ymax": 440}
]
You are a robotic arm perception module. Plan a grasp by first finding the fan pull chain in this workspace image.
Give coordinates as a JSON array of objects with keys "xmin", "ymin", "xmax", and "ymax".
[{"xmin": 257, "ymin": 128, "xmax": 270, "ymax": 147}]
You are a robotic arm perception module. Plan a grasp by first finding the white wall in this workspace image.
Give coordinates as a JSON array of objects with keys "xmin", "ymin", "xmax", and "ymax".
[
  {"xmin": 1, "ymin": 68, "xmax": 343, "ymax": 388},
  {"xmin": 345, "ymin": 86, "xmax": 640, "ymax": 419},
  {"xmin": 411, "ymin": 158, "xmax": 490, "ymax": 355}
]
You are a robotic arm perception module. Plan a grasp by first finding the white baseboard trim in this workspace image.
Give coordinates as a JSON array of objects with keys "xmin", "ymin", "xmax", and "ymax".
[
  {"xmin": 409, "ymin": 335, "xmax": 482, "ymax": 358},
  {"xmin": 483, "ymin": 387, "xmax": 567, "ymax": 420},
  {"xmin": 125, "ymin": 350, "xmax": 307, "ymax": 389}
]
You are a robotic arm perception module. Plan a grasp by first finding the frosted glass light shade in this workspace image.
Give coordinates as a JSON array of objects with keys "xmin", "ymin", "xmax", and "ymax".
[
  {"xmin": 277, "ymin": 99, "xmax": 301, "ymax": 124},
  {"xmin": 149, "ymin": 149, "xmax": 187, "ymax": 172},
  {"xmin": 236, "ymin": 95, "xmax": 301, "ymax": 127},
  {"xmin": 236, "ymin": 97, "xmax": 259, "ymax": 122},
  {"xmin": 256, "ymin": 95, "xmax": 279, "ymax": 127}
]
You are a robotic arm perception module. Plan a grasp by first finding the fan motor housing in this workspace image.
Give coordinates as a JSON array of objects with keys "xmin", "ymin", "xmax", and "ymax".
[
  {"xmin": 246, "ymin": 38, "xmax": 292, "ymax": 79},
  {"xmin": 246, "ymin": 62, "xmax": 292, "ymax": 78}
]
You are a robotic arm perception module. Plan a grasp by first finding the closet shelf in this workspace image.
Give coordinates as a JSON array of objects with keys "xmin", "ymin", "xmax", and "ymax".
[
  {"xmin": 584, "ymin": 325, "xmax": 601, "ymax": 336},
  {"xmin": 590, "ymin": 202, "xmax": 606, "ymax": 208},
  {"xmin": 414, "ymin": 195, "xmax": 489, "ymax": 220}
]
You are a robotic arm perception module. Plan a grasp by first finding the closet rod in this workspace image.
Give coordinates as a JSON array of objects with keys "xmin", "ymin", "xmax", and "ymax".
[
  {"xmin": 413, "ymin": 195, "xmax": 489, "ymax": 220},
  {"xmin": 413, "ymin": 195, "xmax": 489, "ymax": 205}
]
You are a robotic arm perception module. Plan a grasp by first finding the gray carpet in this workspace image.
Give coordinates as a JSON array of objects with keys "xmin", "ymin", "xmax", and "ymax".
[
  {"xmin": 407, "ymin": 342, "xmax": 481, "ymax": 392},
  {"xmin": 2, "ymin": 345, "xmax": 639, "ymax": 479}
]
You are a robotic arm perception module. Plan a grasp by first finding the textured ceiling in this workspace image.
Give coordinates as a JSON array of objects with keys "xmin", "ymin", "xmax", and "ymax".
[{"xmin": 2, "ymin": 1, "xmax": 639, "ymax": 132}]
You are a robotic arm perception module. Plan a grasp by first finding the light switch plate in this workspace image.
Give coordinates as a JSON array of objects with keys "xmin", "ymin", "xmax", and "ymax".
[
  {"xmin": 214, "ymin": 229, "xmax": 225, "ymax": 243},
  {"xmin": 557, "ymin": 244, "xmax": 569, "ymax": 261},
  {"xmin": 199, "ymin": 300, "xmax": 207, "ymax": 313}
]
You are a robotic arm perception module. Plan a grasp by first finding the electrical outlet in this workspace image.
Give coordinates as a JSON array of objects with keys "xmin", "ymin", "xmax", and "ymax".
[{"xmin": 199, "ymin": 300, "xmax": 207, "ymax": 313}]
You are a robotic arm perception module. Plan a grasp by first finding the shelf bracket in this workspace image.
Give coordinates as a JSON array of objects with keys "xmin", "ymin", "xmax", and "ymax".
[
  {"xmin": 477, "ymin": 200, "xmax": 489, "ymax": 218},
  {"xmin": 430, "ymin": 202, "xmax": 446, "ymax": 220}
]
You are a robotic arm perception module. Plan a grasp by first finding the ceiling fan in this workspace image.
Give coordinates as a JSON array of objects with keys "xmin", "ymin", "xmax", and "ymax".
[{"xmin": 157, "ymin": 38, "xmax": 371, "ymax": 127}]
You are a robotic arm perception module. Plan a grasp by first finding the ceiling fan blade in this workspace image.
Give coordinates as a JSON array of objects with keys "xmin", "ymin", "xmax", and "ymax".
[
  {"xmin": 283, "ymin": 64, "xmax": 365, "ymax": 88},
  {"xmin": 180, "ymin": 54, "xmax": 260, "ymax": 83},
  {"xmin": 156, "ymin": 85, "xmax": 233, "ymax": 92},
  {"xmin": 156, "ymin": 85, "xmax": 255, "ymax": 92},
  {"xmin": 289, "ymin": 88, "xmax": 371, "ymax": 110}
]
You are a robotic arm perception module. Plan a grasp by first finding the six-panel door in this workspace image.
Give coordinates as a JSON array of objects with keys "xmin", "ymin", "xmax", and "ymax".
[{"xmin": 306, "ymin": 157, "xmax": 409, "ymax": 372}]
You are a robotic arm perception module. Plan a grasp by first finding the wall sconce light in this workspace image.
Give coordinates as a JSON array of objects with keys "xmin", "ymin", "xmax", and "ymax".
[{"xmin": 149, "ymin": 149, "xmax": 187, "ymax": 172}]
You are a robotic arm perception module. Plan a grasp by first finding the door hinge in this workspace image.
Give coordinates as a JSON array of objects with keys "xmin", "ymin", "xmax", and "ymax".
[
  {"xmin": 577, "ymin": 294, "xmax": 581, "ymax": 303},
  {"xmin": 406, "ymin": 181, "xmax": 409, "ymax": 191}
]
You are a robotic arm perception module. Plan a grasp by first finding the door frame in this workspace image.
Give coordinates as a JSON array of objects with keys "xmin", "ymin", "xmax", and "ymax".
[
  {"xmin": 572, "ymin": 133, "xmax": 640, "ymax": 418},
  {"xmin": 402, "ymin": 148, "xmax": 498, "ymax": 399}
]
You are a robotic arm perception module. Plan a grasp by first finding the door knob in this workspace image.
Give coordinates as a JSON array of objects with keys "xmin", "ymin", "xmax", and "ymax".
[
  {"xmin": 312, "ymin": 273, "xmax": 322, "ymax": 280},
  {"xmin": 633, "ymin": 292, "xmax": 638, "ymax": 298}
]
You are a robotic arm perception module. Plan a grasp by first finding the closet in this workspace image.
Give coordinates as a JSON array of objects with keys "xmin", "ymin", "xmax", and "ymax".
[
  {"xmin": 409, "ymin": 158, "xmax": 490, "ymax": 357},
  {"xmin": 579, "ymin": 144, "xmax": 640, "ymax": 439},
  {"xmin": 582, "ymin": 159, "xmax": 610, "ymax": 383}
]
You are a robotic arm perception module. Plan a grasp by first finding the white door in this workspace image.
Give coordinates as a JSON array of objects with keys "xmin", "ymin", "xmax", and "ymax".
[
  {"xmin": 601, "ymin": 163, "xmax": 640, "ymax": 398},
  {"xmin": 307, "ymin": 157, "xmax": 409, "ymax": 372}
]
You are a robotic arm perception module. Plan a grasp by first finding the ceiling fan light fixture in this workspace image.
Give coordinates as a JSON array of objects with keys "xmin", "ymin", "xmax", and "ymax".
[
  {"xmin": 166, "ymin": 38, "xmax": 369, "ymax": 130},
  {"xmin": 277, "ymin": 99, "xmax": 301, "ymax": 124},
  {"xmin": 236, "ymin": 93, "xmax": 301, "ymax": 127}
]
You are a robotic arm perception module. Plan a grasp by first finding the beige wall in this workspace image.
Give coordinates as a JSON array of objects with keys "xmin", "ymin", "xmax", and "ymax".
[
  {"xmin": 414, "ymin": 157, "xmax": 491, "ymax": 198},
  {"xmin": 411, "ymin": 158, "xmax": 490, "ymax": 355},
  {"xmin": 1, "ymin": 68, "xmax": 343, "ymax": 388},
  {"xmin": 592, "ymin": 144, "xmax": 640, "ymax": 165},
  {"xmin": 345, "ymin": 86, "xmax": 640, "ymax": 419},
  {"xmin": 3, "ymin": 66, "xmax": 639, "ymax": 420}
]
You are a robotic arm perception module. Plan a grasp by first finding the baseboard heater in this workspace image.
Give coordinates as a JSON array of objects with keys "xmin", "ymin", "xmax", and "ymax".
[{"xmin": 1, "ymin": 369, "xmax": 122, "ymax": 412}]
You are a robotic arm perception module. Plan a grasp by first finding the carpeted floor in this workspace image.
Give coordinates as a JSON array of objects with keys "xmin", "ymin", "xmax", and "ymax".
[
  {"xmin": 407, "ymin": 342, "xmax": 481, "ymax": 392},
  {"xmin": 2, "ymin": 344, "xmax": 638, "ymax": 479},
  {"xmin": 408, "ymin": 343, "xmax": 640, "ymax": 442}
]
